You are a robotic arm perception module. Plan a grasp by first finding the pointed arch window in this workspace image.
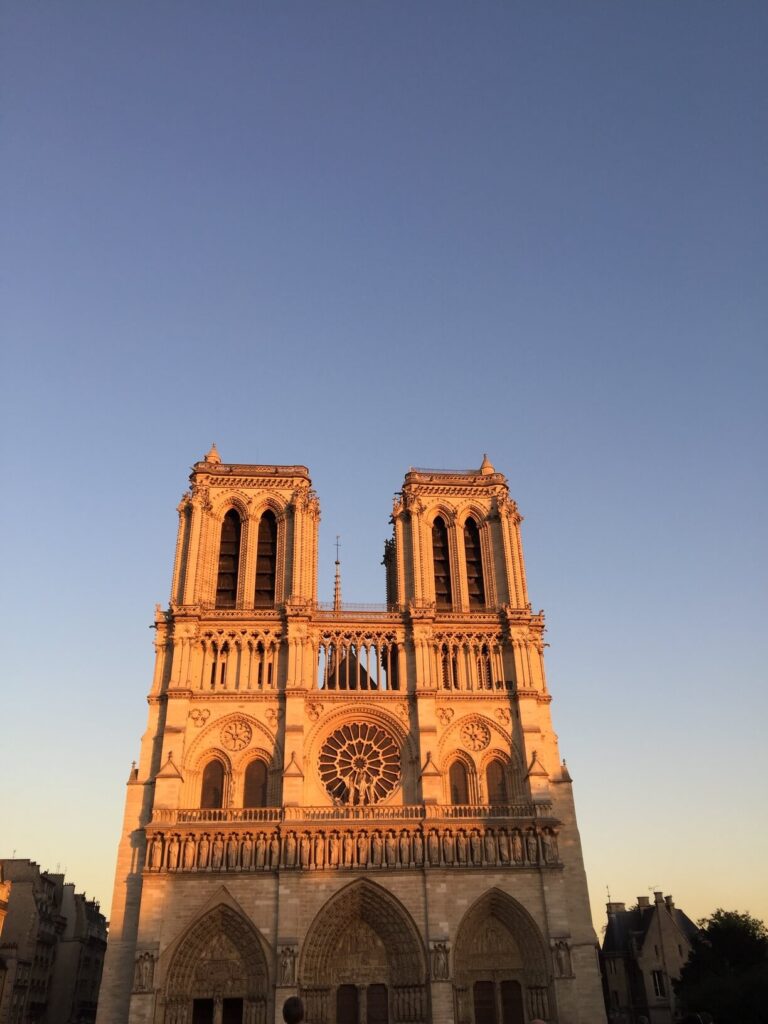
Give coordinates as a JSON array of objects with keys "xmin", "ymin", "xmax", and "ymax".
[
  {"xmin": 254, "ymin": 511, "xmax": 277, "ymax": 607},
  {"xmin": 216, "ymin": 510, "xmax": 241, "ymax": 608},
  {"xmin": 449, "ymin": 761, "xmax": 469, "ymax": 805},
  {"xmin": 432, "ymin": 516, "xmax": 452, "ymax": 608},
  {"xmin": 463, "ymin": 517, "xmax": 485, "ymax": 608},
  {"xmin": 201, "ymin": 759, "xmax": 224, "ymax": 809},
  {"xmin": 486, "ymin": 758, "xmax": 508, "ymax": 804},
  {"xmin": 243, "ymin": 759, "xmax": 268, "ymax": 808}
]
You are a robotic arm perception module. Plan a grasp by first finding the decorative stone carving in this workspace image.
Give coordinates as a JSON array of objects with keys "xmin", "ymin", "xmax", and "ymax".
[
  {"xmin": 318, "ymin": 722, "xmax": 400, "ymax": 805},
  {"xmin": 221, "ymin": 719, "xmax": 252, "ymax": 751},
  {"xmin": 542, "ymin": 828, "xmax": 559, "ymax": 863},
  {"xmin": 189, "ymin": 708, "xmax": 210, "ymax": 727},
  {"xmin": 431, "ymin": 942, "xmax": 450, "ymax": 980},
  {"xmin": 183, "ymin": 835, "xmax": 196, "ymax": 871},
  {"xmin": 133, "ymin": 951, "xmax": 155, "ymax": 993},
  {"xmin": 306, "ymin": 702, "xmax": 323, "ymax": 723},
  {"xmin": 495, "ymin": 707, "xmax": 511, "ymax": 725},
  {"xmin": 460, "ymin": 720, "xmax": 491, "ymax": 751},
  {"xmin": 436, "ymin": 707, "xmax": 454, "ymax": 726}
]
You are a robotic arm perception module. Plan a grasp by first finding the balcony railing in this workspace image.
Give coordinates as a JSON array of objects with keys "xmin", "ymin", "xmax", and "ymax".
[{"xmin": 150, "ymin": 802, "xmax": 552, "ymax": 827}]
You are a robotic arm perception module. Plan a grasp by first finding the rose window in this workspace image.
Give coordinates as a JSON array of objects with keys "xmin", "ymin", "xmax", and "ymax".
[
  {"xmin": 318, "ymin": 722, "xmax": 400, "ymax": 805},
  {"xmin": 460, "ymin": 720, "xmax": 490, "ymax": 751},
  {"xmin": 220, "ymin": 719, "xmax": 252, "ymax": 751}
]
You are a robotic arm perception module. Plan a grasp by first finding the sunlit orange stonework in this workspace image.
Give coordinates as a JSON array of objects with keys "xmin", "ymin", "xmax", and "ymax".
[{"xmin": 97, "ymin": 449, "xmax": 606, "ymax": 1024}]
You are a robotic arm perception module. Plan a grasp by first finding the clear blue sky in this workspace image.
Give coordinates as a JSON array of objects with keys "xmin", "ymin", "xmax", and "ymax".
[{"xmin": 2, "ymin": 2, "xmax": 766, "ymax": 932}]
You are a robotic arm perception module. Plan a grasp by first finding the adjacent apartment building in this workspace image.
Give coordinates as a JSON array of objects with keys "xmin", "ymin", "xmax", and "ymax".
[
  {"xmin": 0, "ymin": 860, "xmax": 107, "ymax": 1024},
  {"xmin": 600, "ymin": 892, "xmax": 697, "ymax": 1024}
]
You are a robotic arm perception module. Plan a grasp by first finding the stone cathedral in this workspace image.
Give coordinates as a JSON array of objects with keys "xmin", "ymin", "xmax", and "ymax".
[{"xmin": 97, "ymin": 448, "xmax": 606, "ymax": 1024}]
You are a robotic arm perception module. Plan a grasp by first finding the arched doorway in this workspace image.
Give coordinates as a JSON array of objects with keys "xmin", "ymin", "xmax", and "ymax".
[
  {"xmin": 299, "ymin": 880, "xmax": 429, "ymax": 1024},
  {"xmin": 453, "ymin": 889, "xmax": 552, "ymax": 1024},
  {"xmin": 163, "ymin": 904, "xmax": 270, "ymax": 1024}
]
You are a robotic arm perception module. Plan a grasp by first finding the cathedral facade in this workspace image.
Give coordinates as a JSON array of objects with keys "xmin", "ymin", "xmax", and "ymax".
[{"xmin": 97, "ymin": 449, "xmax": 606, "ymax": 1024}]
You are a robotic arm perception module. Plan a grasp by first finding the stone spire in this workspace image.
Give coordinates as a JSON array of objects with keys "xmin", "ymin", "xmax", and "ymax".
[
  {"xmin": 204, "ymin": 442, "xmax": 221, "ymax": 465},
  {"xmin": 480, "ymin": 453, "xmax": 495, "ymax": 475}
]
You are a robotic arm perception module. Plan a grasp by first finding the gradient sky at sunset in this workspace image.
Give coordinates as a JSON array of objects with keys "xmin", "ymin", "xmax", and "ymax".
[{"xmin": 1, "ymin": 3, "xmax": 766, "ymax": 932}]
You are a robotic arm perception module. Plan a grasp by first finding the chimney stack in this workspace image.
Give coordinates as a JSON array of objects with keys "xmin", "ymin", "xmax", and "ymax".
[
  {"xmin": 637, "ymin": 896, "xmax": 650, "ymax": 909},
  {"xmin": 607, "ymin": 902, "xmax": 626, "ymax": 916}
]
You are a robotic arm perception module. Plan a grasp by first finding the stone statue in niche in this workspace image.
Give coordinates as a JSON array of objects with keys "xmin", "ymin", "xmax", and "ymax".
[
  {"xmin": 183, "ymin": 835, "xmax": 196, "ymax": 871},
  {"xmin": 329, "ymin": 833, "xmax": 340, "ymax": 867},
  {"xmin": 300, "ymin": 833, "xmax": 311, "ymax": 869},
  {"xmin": 498, "ymin": 829, "xmax": 510, "ymax": 864},
  {"xmin": 255, "ymin": 833, "xmax": 266, "ymax": 869},
  {"xmin": 385, "ymin": 831, "xmax": 397, "ymax": 867},
  {"xmin": 512, "ymin": 830, "xmax": 523, "ymax": 864},
  {"xmin": 484, "ymin": 829, "xmax": 496, "ymax": 864},
  {"xmin": 211, "ymin": 834, "xmax": 224, "ymax": 870},
  {"xmin": 470, "ymin": 829, "xmax": 482, "ymax": 865},
  {"xmin": 371, "ymin": 831, "xmax": 383, "ymax": 867},
  {"xmin": 314, "ymin": 833, "xmax": 325, "ymax": 868},
  {"xmin": 133, "ymin": 951, "xmax": 155, "ymax": 992},
  {"xmin": 198, "ymin": 834, "xmax": 210, "ymax": 869},
  {"xmin": 399, "ymin": 830, "xmax": 410, "ymax": 866},
  {"xmin": 149, "ymin": 835, "xmax": 163, "ymax": 871},
  {"xmin": 269, "ymin": 833, "xmax": 281, "ymax": 868},
  {"xmin": 431, "ymin": 943, "xmax": 449, "ymax": 980},
  {"xmin": 279, "ymin": 946, "xmax": 296, "ymax": 985},
  {"xmin": 526, "ymin": 831, "xmax": 539, "ymax": 864},
  {"xmin": 343, "ymin": 832, "xmax": 354, "ymax": 868},
  {"xmin": 413, "ymin": 831, "xmax": 424, "ymax": 866},
  {"xmin": 553, "ymin": 939, "xmax": 571, "ymax": 977},
  {"xmin": 227, "ymin": 834, "xmax": 239, "ymax": 870},
  {"xmin": 442, "ymin": 830, "xmax": 455, "ymax": 864},
  {"xmin": 285, "ymin": 832, "xmax": 297, "ymax": 868},
  {"xmin": 428, "ymin": 829, "xmax": 440, "ymax": 865},
  {"xmin": 357, "ymin": 832, "xmax": 369, "ymax": 866},
  {"xmin": 456, "ymin": 831, "xmax": 468, "ymax": 865},
  {"xmin": 241, "ymin": 833, "xmax": 253, "ymax": 870},
  {"xmin": 542, "ymin": 829, "xmax": 558, "ymax": 863},
  {"xmin": 167, "ymin": 835, "xmax": 180, "ymax": 871}
]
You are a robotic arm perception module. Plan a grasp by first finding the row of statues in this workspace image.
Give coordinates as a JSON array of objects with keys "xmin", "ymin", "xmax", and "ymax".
[{"xmin": 146, "ymin": 825, "xmax": 559, "ymax": 872}]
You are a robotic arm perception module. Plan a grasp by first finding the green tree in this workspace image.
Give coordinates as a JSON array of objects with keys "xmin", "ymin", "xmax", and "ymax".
[{"xmin": 674, "ymin": 909, "xmax": 768, "ymax": 1024}]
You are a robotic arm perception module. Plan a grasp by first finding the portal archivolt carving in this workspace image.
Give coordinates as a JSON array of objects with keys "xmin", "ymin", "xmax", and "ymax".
[{"xmin": 164, "ymin": 904, "xmax": 269, "ymax": 1019}]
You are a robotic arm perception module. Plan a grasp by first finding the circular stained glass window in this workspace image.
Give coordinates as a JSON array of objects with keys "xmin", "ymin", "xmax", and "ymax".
[{"xmin": 318, "ymin": 722, "xmax": 400, "ymax": 805}]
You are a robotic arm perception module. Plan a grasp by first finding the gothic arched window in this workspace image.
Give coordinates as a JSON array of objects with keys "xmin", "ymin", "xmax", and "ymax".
[
  {"xmin": 449, "ymin": 761, "xmax": 469, "ymax": 805},
  {"xmin": 254, "ymin": 510, "xmax": 277, "ymax": 607},
  {"xmin": 243, "ymin": 759, "xmax": 268, "ymax": 808},
  {"xmin": 216, "ymin": 510, "xmax": 241, "ymax": 608},
  {"xmin": 463, "ymin": 517, "xmax": 485, "ymax": 608},
  {"xmin": 200, "ymin": 759, "xmax": 224, "ymax": 809},
  {"xmin": 486, "ymin": 758, "xmax": 508, "ymax": 804},
  {"xmin": 432, "ymin": 516, "xmax": 452, "ymax": 609}
]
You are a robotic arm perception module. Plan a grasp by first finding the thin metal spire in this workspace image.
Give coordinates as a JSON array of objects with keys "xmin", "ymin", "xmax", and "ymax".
[{"xmin": 333, "ymin": 535, "xmax": 342, "ymax": 611}]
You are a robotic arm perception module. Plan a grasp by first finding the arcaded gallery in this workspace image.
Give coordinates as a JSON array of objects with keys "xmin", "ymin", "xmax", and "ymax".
[{"xmin": 97, "ymin": 448, "xmax": 606, "ymax": 1024}]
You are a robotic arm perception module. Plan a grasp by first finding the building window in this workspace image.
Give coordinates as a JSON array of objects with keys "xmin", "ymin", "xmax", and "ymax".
[
  {"xmin": 449, "ymin": 761, "xmax": 469, "ymax": 804},
  {"xmin": 201, "ymin": 760, "xmax": 224, "ymax": 809},
  {"xmin": 432, "ymin": 516, "xmax": 452, "ymax": 608},
  {"xmin": 254, "ymin": 510, "xmax": 277, "ymax": 606},
  {"xmin": 243, "ymin": 759, "xmax": 268, "ymax": 807},
  {"xmin": 651, "ymin": 970, "xmax": 666, "ymax": 997},
  {"xmin": 216, "ymin": 510, "xmax": 241, "ymax": 608},
  {"xmin": 463, "ymin": 517, "xmax": 485, "ymax": 607},
  {"xmin": 486, "ymin": 758, "xmax": 508, "ymax": 803}
]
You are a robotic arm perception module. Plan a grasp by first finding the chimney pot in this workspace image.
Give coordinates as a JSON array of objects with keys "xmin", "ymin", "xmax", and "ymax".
[{"xmin": 637, "ymin": 896, "xmax": 650, "ymax": 908}]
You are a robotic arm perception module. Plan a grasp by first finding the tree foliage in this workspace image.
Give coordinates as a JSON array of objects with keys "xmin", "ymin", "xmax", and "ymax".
[{"xmin": 674, "ymin": 909, "xmax": 768, "ymax": 1024}]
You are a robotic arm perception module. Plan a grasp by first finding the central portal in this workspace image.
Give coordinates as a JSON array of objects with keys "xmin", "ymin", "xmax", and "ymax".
[{"xmin": 300, "ymin": 880, "xmax": 429, "ymax": 1024}]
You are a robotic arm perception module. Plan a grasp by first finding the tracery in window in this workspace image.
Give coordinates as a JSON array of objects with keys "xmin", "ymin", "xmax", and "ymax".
[
  {"xmin": 216, "ymin": 510, "xmax": 241, "ymax": 608},
  {"xmin": 200, "ymin": 759, "xmax": 224, "ymax": 809},
  {"xmin": 243, "ymin": 759, "xmax": 268, "ymax": 808},
  {"xmin": 254, "ymin": 511, "xmax": 277, "ymax": 607},
  {"xmin": 463, "ymin": 517, "xmax": 485, "ymax": 608},
  {"xmin": 486, "ymin": 758, "xmax": 508, "ymax": 804},
  {"xmin": 318, "ymin": 722, "xmax": 400, "ymax": 804},
  {"xmin": 432, "ymin": 516, "xmax": 452, "ymax": 608},
  {"xmin": 449, "ymin": 760, "xmax": 469, "ymax": 804}
]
